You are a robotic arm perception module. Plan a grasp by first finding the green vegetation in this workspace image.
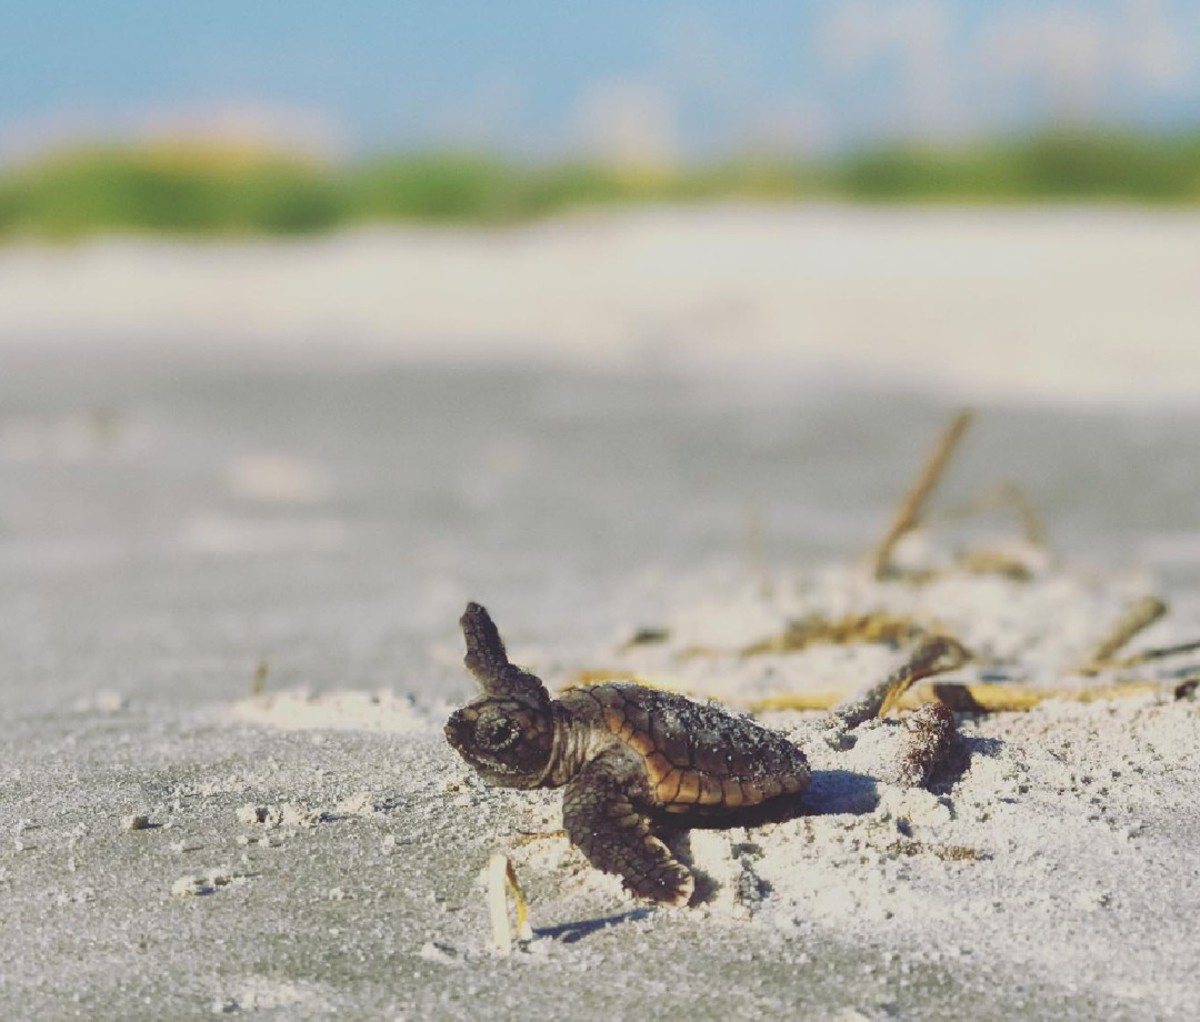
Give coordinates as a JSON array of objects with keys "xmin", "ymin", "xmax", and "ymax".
[
  {"xmin": 1, "ymin": 130, "xmax": 1198, "ymax": 239},
  {"xmin": 0, "ymin": 144, "xmax": 345, "ymax": 237},
  {"xmin": 840, "ymin": 132, "xmax": 1200, "ymax": 202}
]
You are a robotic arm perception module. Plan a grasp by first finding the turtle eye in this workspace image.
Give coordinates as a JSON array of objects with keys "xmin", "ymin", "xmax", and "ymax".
[{"xmin": 478, "ymin": 716, "xmax": 519, "ymax": 750}]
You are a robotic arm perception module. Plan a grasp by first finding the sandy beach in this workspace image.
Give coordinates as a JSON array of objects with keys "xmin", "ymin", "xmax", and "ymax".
[
  {"xmin": 4, "ymin": 205, "xmax": 1200, "ymax": 402},
  {"xmin": 2, "ymin": 206, "xmax": 1199, "ymax": 1020}
]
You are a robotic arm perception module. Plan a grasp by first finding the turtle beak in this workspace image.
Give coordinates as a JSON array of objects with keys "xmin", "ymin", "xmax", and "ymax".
[{"xmin": 444, "ymin": 710, "xmax": 466, "ymax": 749}]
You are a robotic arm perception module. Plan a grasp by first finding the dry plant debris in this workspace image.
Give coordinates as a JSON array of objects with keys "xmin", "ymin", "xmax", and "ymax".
[
  {"xmin": 745, "ymin": 679, "xmax": 1165, "ymax": 714},
  {"xmin": 251, "ymin": 658, "xmax": 270, "ymax": 696},
  {"xmin": 487, "ymin": 853, "xmax": 533, "ymax": 955},
  {"xmin": 828, "ymin": 637, "xmax": 971, "ymax": 731},
  {"xmin": 737, "ymin": 612, "xmax": 935, "ymax": 657},
  {"xmin": 878, "ymin": 637, "xmax": 973, "ymax": 718},
  {"xmin": 823, "ymin": 637, "xmax": 970, "ymax": 749},
  {"xmin": 887, "ymin": 701, "xmax": 959, "ymax": 788},
  {"xmin": 1077, "ymin": 595, "xmax": 1168, "ymax": 675},
  {"xmin": 1118, "ymin": 638, "xmax": 1200, "ymax": 669},
  {"xmin": 933, "ymin": 480, "xmax": 1047, "ymax": 547},
  {"xmin": 869, "ymin": 408, "xmax": 1056, "ymax": 583},
  {"xmin": 582, "ymin": 410, "xmax": 1188, "ymax": 716},
  {"xmin": 871, "ymin": 408, "xmax": 974, "ymax": 580}
]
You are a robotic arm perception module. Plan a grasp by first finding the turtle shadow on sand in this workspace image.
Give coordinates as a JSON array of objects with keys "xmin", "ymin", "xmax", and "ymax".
[
  {"xmin": 802, "ymin": 768, "xmax": 882, "ymax": 816},
  {"xmin": 534, "ymin": 908, "xmax": 654, "ymax": 944}
]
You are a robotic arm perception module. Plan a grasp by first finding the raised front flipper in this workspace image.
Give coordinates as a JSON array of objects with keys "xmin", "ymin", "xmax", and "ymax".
[
  {"xmin": 562, "ymin": 751, "xmax": 693, "ymax": 906},
  {"xmin": 459, "ymin": 602, "xmax": 548, "ymax": 705}
]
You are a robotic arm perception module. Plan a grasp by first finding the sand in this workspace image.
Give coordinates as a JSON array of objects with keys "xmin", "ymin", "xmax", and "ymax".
[
  {"xmin": 2, "ymin": 206, "xmax": 1200, "ymax": 1020},
  {"xmin": 3, "ymin": 206, "xmax": 1200, "ymax": 404}
]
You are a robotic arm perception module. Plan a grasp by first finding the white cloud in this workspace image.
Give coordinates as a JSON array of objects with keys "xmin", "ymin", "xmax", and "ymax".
[
  {"xmin": 821, "ymin": 0, "xmax": 952, "ymax": 73},
  {"xmin": 815, "ymin": 0, "xmax": 1197, "ymax": 142},
  {"xmin": 978, "ymin": 8, "xmax": 1110, "ymax": 117},
  {"xmin": 1114, "ymin": 0, "xmax": 1189, "ymax": 90},
  {"xmin": 573, "ymin": 79, "xmax": 680, "ymax": 166},
  {"xmin": 740, "ymin": 100, "xmax": 838, "ymax": 157},
  {"xmin": 974, "ymin": 0, "xmax": 1193, "ymax": 124},
  {"xmin": 819, "ymin": 0, "xmax": 966, "ymax": 141},
  {"xmin": 975, "ymin": 1, "xmax": 1192, "ymax": 122}
]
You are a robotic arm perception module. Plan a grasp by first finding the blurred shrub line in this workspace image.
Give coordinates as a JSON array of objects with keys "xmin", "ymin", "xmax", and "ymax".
[
  {"xmin": 1, "ymin": 131, "xmax": 1198, "ymax": 239},
  {"xmin": 839, "ymin": 133, "xmax": 1200, "ymax": 202}
]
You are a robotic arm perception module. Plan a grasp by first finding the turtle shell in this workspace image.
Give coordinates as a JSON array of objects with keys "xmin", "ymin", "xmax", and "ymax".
[{"xmin": 561, "ymin": 682, "xmax": 810, "ymax": 812}]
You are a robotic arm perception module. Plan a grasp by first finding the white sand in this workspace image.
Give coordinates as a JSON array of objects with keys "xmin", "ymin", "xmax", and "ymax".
[
  {"xmin": 3, "ymin": 208, "xmax": 1200, "ymax": 1019},
  {"xmin": 2, "ymin": 206, "xmax": 1200, "ymax": 403}
]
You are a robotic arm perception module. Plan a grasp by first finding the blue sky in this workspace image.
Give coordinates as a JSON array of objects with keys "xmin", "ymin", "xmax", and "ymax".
[{"xmin": 3, "ymin": 1, "xmax": 1198, "ymax": 162}]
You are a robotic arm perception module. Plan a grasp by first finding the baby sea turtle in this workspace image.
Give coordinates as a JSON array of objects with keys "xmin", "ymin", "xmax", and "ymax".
[{"xmin": 444, "ymin": 603, "xmax": 811, "ymax": 905}]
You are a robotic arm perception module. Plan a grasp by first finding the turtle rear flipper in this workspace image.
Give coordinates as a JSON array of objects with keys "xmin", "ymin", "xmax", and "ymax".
[{"xmin": 562, "ymin": 751, "xmax": 694, "ymax": 906}]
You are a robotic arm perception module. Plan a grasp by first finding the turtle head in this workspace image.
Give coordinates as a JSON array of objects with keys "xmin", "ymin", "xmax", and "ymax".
[
  {"xmin": 444, "ymin": 603, "xmax": 554, "ymax": 788},
  {"xmin": 444, "ymin": 695, "xmax": 555, "ymax": 788}
]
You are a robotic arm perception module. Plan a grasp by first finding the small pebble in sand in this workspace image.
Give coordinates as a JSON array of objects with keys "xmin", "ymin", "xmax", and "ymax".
[{"xmin": 123, "ymin": 814, "xmax": 154, "ymax": 831}]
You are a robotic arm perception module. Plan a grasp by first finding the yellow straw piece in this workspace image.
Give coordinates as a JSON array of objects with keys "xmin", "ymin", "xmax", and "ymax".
[
  {"xmin": 1077, "ymin": 596, "xmax": 1169, "ymax": 675},
  {"xmin": 749, "ymin": 680, "xmax": 1162, "ymax": 714},
  {"xmin": 487, "ymin": 853, "xmax": 533, "ymax": 955}
]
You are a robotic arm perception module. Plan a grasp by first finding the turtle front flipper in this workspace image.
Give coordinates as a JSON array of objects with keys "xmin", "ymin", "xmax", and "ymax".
[
  {"xmin": 562, "ymin": 751, "xmax": 694, "ymax": 906},
  {"xmin": 460, "ymin": 602, "xmax": 549, "ymax": 704}
]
